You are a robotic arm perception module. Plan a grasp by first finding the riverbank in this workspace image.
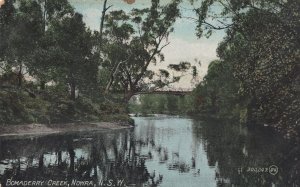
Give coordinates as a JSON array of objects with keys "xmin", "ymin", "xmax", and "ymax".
[
  {"xmin": 0, "ymin": 121, "xmax": 133, "ymax": 138},
  {"xmin": 0, "ymin": 89, "xmax": 131, "ymax": 126}
]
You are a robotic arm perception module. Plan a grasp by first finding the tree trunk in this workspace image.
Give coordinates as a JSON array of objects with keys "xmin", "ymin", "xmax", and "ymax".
[
  {"xmin": 40, "ymin": 80, "xmax": 46, "ymax": 90},
  {"xmin": 18, "ymin": 65, "xmax": 22, "ymax": 87},
  {"xmin": 99, "ymin": 0, "xmax": 109, "ymax": 48},
  {"xmin": 70, "ymin": 82, "xmax": 76, "ymax": 101},
  {"xmin": 105, "ymin": 61, "xmax": 123, "ymax": 94},
  {"xmin": 124, "ymin": 90, "xmax": 134, "ymax": 103}
]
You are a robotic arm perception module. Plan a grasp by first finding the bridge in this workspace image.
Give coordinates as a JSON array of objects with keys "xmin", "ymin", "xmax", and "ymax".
[{"xmin": 133, "ymin": 90, "xmax": 192, "ymax": 96}]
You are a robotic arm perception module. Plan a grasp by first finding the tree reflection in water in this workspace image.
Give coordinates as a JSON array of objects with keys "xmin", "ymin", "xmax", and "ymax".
[
  {"xmin": 193, "ymin": 118, "xmax": 300, "ymax": 187},
  {"xmin": 0, "ymin": 117, "xmax": 299, "ymax": 187},
  {"xmin": 0, "ymin": 130, "xmax": 159, "ymax": 187}
]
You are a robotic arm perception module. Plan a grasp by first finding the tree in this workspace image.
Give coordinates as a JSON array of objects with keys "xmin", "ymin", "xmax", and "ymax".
[
  {"xmin": 0, "ymin": 0, "xmax": 131, "ymax": 124},
  {"xmin": 0, "ymin": 0, "xmax": 15, "ymax": 71},
  {"xmin": 28, "ymin": 0, "xmax": 74, "ymax": 89},
  {"xmin": 101, "ymin": 0, "xmax": 182, "ymax": 101},
  {"xmin": 193, "ymin": 59, "xmax": 241, "ymax": 118},
  {"xmin": 0, "ymin": 0, "xmax": 43, "ymax": 86},
  {"xmin": 45, "ymin": 13, "xmax": 95, "ymax": 100},
  {"xmin": 192, "ymin": 0, "xmax": 300, "ymax": 137},
  {"xmin": 0, "ymin": 0, "xmax": 75, "ymax": 89}
]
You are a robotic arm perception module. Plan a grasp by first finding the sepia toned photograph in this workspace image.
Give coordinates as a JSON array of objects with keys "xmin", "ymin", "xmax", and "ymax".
[{"xmin": 0, "ymin": 0, "xmax": 299, "ymax": 186}]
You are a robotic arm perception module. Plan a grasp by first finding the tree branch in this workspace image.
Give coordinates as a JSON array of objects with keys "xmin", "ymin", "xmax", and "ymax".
[
  {"xmin": 203, "ymin": 21, "xmax": 232, "ymax": 30},
  {"xmin": 99, "ymin": 0, "xmax": 112, "ymax": 48},
  {"xmin": 133, "ymin": 28, "xmax": 170, "ymax": 86}
]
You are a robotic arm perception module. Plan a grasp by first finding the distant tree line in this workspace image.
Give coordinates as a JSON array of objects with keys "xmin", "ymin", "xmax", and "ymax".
[{"xmin": 129, "ymin": 94, "xmax": 194, "ymax": 115}]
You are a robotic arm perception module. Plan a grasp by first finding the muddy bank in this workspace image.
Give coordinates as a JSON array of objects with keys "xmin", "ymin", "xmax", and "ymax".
[{"xmin": 0, "ymin": 122, "xmax": 133, "ymax": 138}]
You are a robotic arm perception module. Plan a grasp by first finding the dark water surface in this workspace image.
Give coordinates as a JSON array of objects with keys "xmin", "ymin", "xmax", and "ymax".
[{"xmin": 0, "ymin": 116, "xmax": 299, "ymax": 187}]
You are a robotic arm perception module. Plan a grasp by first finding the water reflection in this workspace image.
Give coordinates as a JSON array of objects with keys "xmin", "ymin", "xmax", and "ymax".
[
  {"xmin": 0, "ymin": 130, "xmax": 152, "ymax": 187},
  {"xmin": 193, "ymin": 118, "xmax": 300, "ymax": 187},
  {"xmin": 0, "ymin": 117, "xmax": 299, "ymax": 187}
]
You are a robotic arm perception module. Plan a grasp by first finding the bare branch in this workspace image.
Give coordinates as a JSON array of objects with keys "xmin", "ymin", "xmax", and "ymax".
[
  {"xmin": 158, "ymin": 42, "xmax": 170, "ymax": 53},
  {"xmin": 105, "ymin": 5, "xmax": 113, "ymax": 11},
  {"xmin": 203, "ymin": 21, "xmax": 232, "ymax": 30},
  {"xmin": 181, "ymin": 16, "xmax": 198, "ymax": 22}
]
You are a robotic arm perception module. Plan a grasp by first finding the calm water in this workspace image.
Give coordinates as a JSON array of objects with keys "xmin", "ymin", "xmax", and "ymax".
[{"xmin": 0, "ymin": 116, "xmax": 299, "ymax": 187}]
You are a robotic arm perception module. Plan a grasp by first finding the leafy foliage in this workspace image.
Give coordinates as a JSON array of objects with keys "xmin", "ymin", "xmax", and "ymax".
[
  {"xmin": 193, "ymin": 60, "xmax": 242, "ymax": 119},
  {"xmin": 193, "ymin": 0, "xmax": 300, "ymax": 138},
  {"xmin": 129, "ymin": 94, "xmax": 194, "ymax": 115},
  {"xmin": 0, "ymin": 0, "xmax": 128, "ymax": 124},
  {"xmin": 100, "ymin": 0, "xmax": 187, "ymax": 101}
]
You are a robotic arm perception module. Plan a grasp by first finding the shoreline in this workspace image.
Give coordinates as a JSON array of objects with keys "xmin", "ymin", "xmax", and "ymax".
[{"xmin": 0, "ymin": 122, "xmax": 134, "ymax": 138}]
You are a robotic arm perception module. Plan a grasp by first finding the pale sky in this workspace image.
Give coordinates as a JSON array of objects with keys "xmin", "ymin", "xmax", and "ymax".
[{"xmin": 69, "ymin": 0, "xmax": 225, "ymax": 89}]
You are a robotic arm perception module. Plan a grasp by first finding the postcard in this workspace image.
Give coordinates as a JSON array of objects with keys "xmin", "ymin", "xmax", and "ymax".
[{"xmin": 0, "ymin": 0, "xmax": 299, "ymax": 186}]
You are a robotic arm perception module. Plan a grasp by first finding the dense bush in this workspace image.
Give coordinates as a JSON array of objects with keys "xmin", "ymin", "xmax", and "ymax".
[
  {"xmin": 193, "ymin": 0, "xmax": 300, "ymax": 138},
  {"xmin": 0, "ymin": 88, "xmax": 129, "ymax": 125},
  {"xmin": 0, "ymin": 90, "xmax": 50, "ymax": 125}
]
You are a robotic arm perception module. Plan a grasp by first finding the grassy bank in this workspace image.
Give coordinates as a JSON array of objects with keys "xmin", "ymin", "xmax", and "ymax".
[{"xmin": 0, "ymin": 89, "xmax": 133, "ymax": 126}]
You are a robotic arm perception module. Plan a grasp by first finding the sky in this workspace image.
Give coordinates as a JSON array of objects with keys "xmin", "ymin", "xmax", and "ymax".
[{"xmin": 69, "ymin": 0, "xmax": 226, "ymax": 89}]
